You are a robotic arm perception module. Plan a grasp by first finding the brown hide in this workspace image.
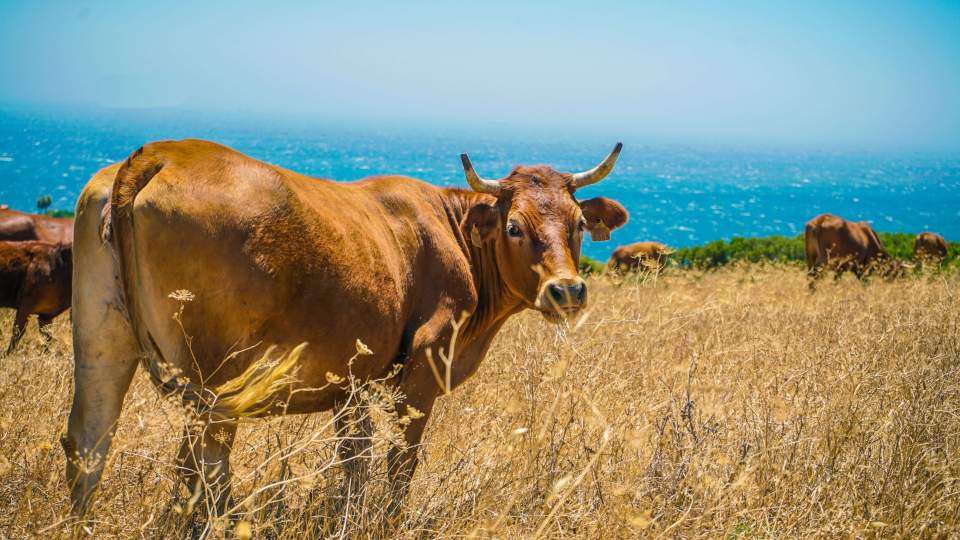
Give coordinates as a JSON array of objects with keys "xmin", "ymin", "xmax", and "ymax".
[
  {"xmin": 63, "ymin": 138, "xmax": 629, "ymax": 516},
  {"xmin": 607, "ymin": 241, "xmax": 672, "ymax": 272},
  {"xmin": 0, "ymin": 208, "xmax": 74, "ymax": 245},
  {"xmin": 914, "ymin": 231, "xmax": 947, "ymax": 261},
  {"xmin": 100, "ymin": 140, "xmax": 628, "ymax": 410},
  {"xmin": 804, "ymin": 214, "xmax": 889, "ymax": 279},
  {"xmin": 0, "ymin": 240, "xmax": 72, "ymax": 352}
]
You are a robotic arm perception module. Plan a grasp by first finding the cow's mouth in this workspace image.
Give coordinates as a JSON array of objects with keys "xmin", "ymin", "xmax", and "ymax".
[{"xmin": 540, "ymin": 306, "xmax": 581, "ymax": 324}]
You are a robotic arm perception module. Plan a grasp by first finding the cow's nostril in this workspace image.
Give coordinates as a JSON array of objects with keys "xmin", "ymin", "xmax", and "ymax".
[
  {"xmin": 574, "ymin": 282, "xmax": 586, "ymax": 301},
  {"xmin": 548, "ymin": 283, "xmax": 565, "ymax": 303}
]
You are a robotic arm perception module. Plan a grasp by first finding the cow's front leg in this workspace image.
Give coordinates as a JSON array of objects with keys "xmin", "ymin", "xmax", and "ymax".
[
  {"xmin": 385, "ymin": 305, "xmax": 460, "ymax": 519},
  {"xmin": 387, "ymin": 362, "xmax": 441, "ymax": 520},
  {"xmin": 5, "ymin": 308, "xmax": 28, "ymax": 355}
]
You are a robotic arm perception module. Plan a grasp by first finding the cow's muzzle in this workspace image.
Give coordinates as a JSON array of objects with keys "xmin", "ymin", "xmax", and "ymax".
[{"xmin": 537, "ymin": 277, "xmax": 587, "ymax": 318}]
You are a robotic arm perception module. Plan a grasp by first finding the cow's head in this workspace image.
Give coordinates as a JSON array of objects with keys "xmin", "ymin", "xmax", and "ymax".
[{"xmin": 460, "ymin": 143, "xmax": 628, "ymax": 321}]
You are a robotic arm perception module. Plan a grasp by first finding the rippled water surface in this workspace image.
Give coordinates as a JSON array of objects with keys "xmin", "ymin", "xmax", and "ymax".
[{"xmin": 2, "ymin": 107, "xmax": 958, "ymax": 260}]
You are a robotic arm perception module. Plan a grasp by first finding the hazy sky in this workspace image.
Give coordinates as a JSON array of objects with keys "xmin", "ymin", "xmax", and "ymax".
[{"xmin": 1, "ymin": 1, "xmax": 958, "ymax": 150}]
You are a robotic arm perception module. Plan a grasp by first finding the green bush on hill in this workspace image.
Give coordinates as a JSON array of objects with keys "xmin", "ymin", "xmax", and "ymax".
[
  {"xmin": 875, "ymin": 232, "xmax": 915, "ymax": 261},
  {"xmin": 671, "ymin": 235, "xmax": 806, "ymax": 269},
  {"xmin": 598, "ymin": 232, "xmax": 959, "ymax": 272},
  {"xmin": 579, "ymin": 255, "xmax": 605, "ymax": 275}
]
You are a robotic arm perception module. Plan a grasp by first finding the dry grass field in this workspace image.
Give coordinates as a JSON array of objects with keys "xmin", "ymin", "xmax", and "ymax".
[{"xmin": 0, "ymin": 265, "xmax": 958, "ymax": 538}]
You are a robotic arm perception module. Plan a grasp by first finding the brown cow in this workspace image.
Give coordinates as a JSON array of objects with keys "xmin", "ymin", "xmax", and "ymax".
[
  {"xmin": 804, "ymin": 214, "xmax": 893, "ymax": 285},
  {"xmin": 914, "ymin": 231, "xmax": 947, "ymax": 262},
  {"xmin": 63, "ymin": 139, "xmax": 629, "ymax": 517},
  {"xmin": 0, "ymin": 208, "xmax": 74, "ymax": 245},
  {"xmin": 607, "ymin": 241, "xmax": 673, "ymax": 273},
  {"xmin": 0, "ymin": 241, "xmax": 72, "ymax": 354}
]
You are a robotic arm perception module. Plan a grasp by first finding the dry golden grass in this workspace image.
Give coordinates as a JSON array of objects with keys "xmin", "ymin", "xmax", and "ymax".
[{"xmin": 0, "ymin": 265, "xmax": 958, "ymax": 538}]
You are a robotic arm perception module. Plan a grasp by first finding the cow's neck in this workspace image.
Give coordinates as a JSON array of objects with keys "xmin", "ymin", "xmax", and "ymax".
[{"xmin": 445, "ymin": 191, "xmax": 524, "ymax": 345}]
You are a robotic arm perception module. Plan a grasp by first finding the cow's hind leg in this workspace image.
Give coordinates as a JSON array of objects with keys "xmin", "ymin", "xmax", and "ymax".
[
  {"xmin": 333, "ymin": 404, "xmax": 374, "ymax": 517},
  {"xmin": 63, "ymin": 306, "xmax": 139, "ymax": 516},
  {"xmin": 177, "ymin": 419, "xmax": 237, "ymax": 518},
  {"xmin": 63, "ymin": 182, "xmax": 142, "ymax": 517}
]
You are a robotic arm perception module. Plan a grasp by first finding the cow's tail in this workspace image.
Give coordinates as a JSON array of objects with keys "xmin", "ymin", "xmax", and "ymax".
[
  {"xmin": 105, "ymin": 145, "xmax": 302, "ymax": 420},
  {"xmin": 804, "ymin": 222, "xmax": 819, "ymax": 270},
  {"xmin": 105, "ymin": 144, "xmax": 165, "ymax": 336}
]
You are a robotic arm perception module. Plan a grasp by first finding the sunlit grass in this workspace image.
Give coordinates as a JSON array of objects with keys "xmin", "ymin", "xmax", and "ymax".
[{"xmin": 0, "ymin": 265, "xmax": 958, "ymax": 537}]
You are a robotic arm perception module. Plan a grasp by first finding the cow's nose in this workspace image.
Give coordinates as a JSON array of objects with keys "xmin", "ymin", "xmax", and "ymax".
[{"xmin": 543, "ymin": 278, "xmax": 587, "ymax": 309}]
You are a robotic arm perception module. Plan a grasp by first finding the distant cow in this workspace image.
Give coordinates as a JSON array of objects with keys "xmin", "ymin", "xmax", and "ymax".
[
  {"xmin": 804, "ymin": 214, "xmax": 893, "ymax": 284},
  {"xmin": 607, "ymin": 241, "xmax": 673, "ymax": 273},
  {"xmin": 0, "ymin": 208, "xmax": 74, "ymax": 245},
  {"xmin": 914, "ymin": 231, "xmax": 947, "ymax": 262},
  {"xmin": 0, "ymin": 241, "xmax": 72, "ymax": 353}
]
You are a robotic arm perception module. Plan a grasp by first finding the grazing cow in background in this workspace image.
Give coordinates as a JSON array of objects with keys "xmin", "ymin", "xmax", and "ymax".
[
  {"xmin": 607, "ymin": 241, "xmax": 673, "ymax": 273},
  {"xmin": 804, "ymin": 213, "xmax": 892, "ymax": 285},
  {"xmin": 63, "ymin": 139, "xmax": 629, "ymax": 518},
  {"xmin": 0, "ymin": 208, "xmax": 74, "ymax": 245},
  {"xmin": 914, "ymin": 231, "xmax": 947, "ymax": 262},
  {"xmin": 0, "ymin": 241, "xmax": 72, "ymax": 353}
]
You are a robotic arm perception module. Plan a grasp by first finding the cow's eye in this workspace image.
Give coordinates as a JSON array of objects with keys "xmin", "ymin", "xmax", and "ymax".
[
  {"xmin": 578, "ymin": 218, "xmax": 587, "ymax": 232},
  {"xmin": 506, "ymin": 222, "xmax": 522, "ymax": 238}
]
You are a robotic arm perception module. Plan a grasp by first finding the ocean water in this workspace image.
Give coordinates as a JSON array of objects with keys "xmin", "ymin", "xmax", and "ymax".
[{"xmin": 1, "ymin": 106, "xmax": 958, "ymax": 261}]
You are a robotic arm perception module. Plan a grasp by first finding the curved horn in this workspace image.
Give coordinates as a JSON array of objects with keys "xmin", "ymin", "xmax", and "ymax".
[
  {"xmin": 571, "ymin": 142, "xmax": 623, "ymax": 189},
  {"xmin": 460, "ymin": 153, "xmax": 501, "ymax": 195}
]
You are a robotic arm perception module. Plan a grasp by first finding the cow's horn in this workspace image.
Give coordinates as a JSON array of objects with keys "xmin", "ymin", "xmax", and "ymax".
[
  {"xmin": 460, "ymin": 154, "xmax": 501, "ymax": 195},
  {"xmin": 572, "ymin": 142, "xmax": 623, "ymax": 188}
]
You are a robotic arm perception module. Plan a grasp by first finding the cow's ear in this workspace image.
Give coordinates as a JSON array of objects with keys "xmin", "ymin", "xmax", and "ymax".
[
  {"xmin": 461, "ymin": 203, "xmax": 500, "ymax": 248},
  {"xmin": 579, "ymin": 197, "xmax": 628, "ymax": 241}
]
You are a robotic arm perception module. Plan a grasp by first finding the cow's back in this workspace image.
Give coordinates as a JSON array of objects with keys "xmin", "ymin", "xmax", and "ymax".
[
  {"xmin": 0, "ymin": 209, "xmax": 73, "ymax": 244},
  {"xmin": 0, "ymin": 210, "xmax": 38, "ymax": 241},
  {"xmin": 34, "ymin": 215, "xmax": 74, "ymax": 244},
  {"xmin": 806, "ymin": 213, "xmax": 886, "ymax": 268},
  {"xmin": 608, "ymin": 241, "xmax": 669, "ymax": 271},
  {"xmin": 914, "ymin": 232, "xmax": 947, "ymax": 259}
]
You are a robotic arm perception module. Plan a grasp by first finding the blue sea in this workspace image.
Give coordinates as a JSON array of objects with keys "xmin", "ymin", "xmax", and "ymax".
[{"xmin": 1, "ymin": 106, "xmax": 958, "ymax": 261}]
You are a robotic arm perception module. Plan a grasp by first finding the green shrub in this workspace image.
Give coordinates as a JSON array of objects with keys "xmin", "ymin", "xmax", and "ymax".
[
  {"xmin": 579, "ymin": 255, "xmax": 605, "ymax": 275},
  {"xmin": 671, "ymin": 235, "xmax": 805, "ymax": 269},
  {"xmin": 876, "ymin": 232, "xmax": 915, "ymax": 261},
  {"xmin": 666, "ymin": 232, "xmax": 958, "ymax": 271}
]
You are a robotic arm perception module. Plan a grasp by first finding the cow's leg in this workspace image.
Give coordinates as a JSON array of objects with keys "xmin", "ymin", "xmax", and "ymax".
[
  {"xmin": 806, "ymin": 265, "xmax": 821, "ymax": 291},
  {"xmin": 334, "ymin": 404, "xmax": 374, "ymax": 512},
  {"xmin": 37, "ymin": 314, "xmax": 54, "ymax": 348},
  {"xmin": 63, "ymin": 182, "xmax": 142, "ymax": 517},
  {"xmin": 63, "ymin": 311, "xmax": 139, "ymax": 516},
  {"xmin": 5, "ymin": 308, "xmax": 28, "ymax": 354},
  {"xmin": 386, "ymin": 375, "xmax": 439, "ymax": 520},
  {"xmin": 177, "ymin": 419, "xmax": 237, "ymax": 517},
  {"xmin": 385, "ymin": 309, "xmax": 456, "ymax": 519}
]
